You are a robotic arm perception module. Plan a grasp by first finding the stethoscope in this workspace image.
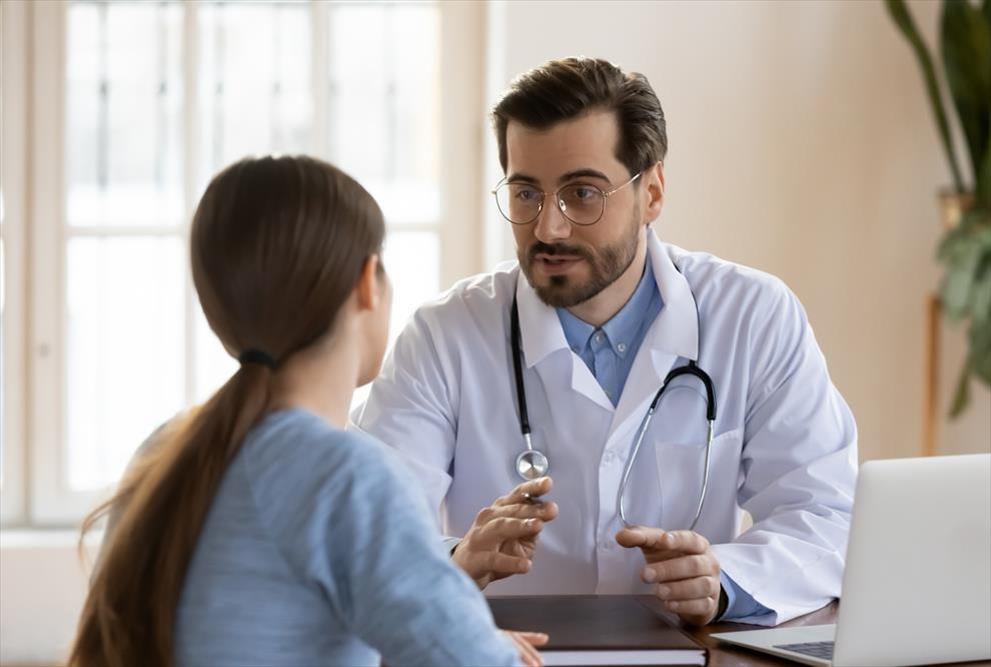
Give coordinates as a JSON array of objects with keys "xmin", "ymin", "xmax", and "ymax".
[{"xmin": 510, "ymin": 269, "xmax": 717, "ymax": 530}]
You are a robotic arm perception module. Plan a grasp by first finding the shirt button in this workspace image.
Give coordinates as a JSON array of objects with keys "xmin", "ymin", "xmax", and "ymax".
[
  {"xmin": 617, "ymin": 343, "xmax": 627, "ymax": 353},
  {"xmin": 594, "ymin": 332, "xmax": 604, "ymax": 344}
]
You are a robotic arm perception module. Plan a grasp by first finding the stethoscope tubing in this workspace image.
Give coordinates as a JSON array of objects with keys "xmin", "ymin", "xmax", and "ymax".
[{"xmin": 510, "ymin": 265, "xmax": 717, "ymax": 529}]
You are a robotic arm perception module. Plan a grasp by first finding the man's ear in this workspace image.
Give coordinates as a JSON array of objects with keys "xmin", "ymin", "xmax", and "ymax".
[
  {"xmin": 642, "ymin": 162, "xmax": 665, "ymax": 224},
  {"xmin": 355, "ymin": 255, "xmax": 380, "ymax": 312}
]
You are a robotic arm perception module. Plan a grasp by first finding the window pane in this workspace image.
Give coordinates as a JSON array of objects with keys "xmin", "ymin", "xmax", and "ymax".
[
  {"xmin": 329, "ymin": 3, "xmax": 440, "ymax": 225},
  {"xmin": 198, "ymin": 1, "xmax": 313, "ymax": 188},
  {"xmin": 384, "ymin": 231, "xmax": 440, "ymax": 344},
  {"xmin": 1, "ymin": 233, "xmax": 5, "ymax": 488},
  {"xmin": 194, "ymin": 306, "xmax": 238, "ymax": 405},
  {"xmin": 66, "ymin": 237, "xmax": 185, "ymax": 490},
  {"xmin": 66, "ymin": 1, "xmax": 184, "ymax": 227},
  {"xmin": 351, "ymin": 230, "xmax": 440, "ymax": 409}
]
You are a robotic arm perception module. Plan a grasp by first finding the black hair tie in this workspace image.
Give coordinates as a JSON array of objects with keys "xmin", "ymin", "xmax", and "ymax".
[{"xmin": 238, "ymin": 349, "xmax": 279, "ymax": 370}]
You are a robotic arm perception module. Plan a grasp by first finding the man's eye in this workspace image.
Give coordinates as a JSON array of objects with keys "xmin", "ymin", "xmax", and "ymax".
[
  {"xmin": 515, "ymin": 188, "xmax": 540, "ymax": 202},
  {"xmin": 574, "ymin": 187, "xmax": 596, "ymax": 201}
]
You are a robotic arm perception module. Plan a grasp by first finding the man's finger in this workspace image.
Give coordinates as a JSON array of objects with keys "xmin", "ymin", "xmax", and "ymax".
[
  {"xmin": 663, "ymin": 595, "xmax": 717, "ymax": 620},
  {"xmin": 614, "ymin": 526, "xmax": 667, "ymax": 550},
  {"xmin": 486, "ymin": 501, "xmax": 559, "ymax": 522},
  {"xmin": 642, "ymin": 553, "xmax": 716, "ymax": 583},
  {"xmin": 480, "ymin": 516, "xmax": 544, "ymax": 543},
  {"xmin": 652, "ymin": 575, "xmax": 720, "ymax": 601},
  {"xmin": 659, "ymin": 530, "xmax": 710, "ymax": 554},
  {"xmin": 481, "ymin": 551, "xmax": 532, "ymax": 576},
  {"xmin": 496, "ymin": 476, "xmax": 554, "ymax": 506}
]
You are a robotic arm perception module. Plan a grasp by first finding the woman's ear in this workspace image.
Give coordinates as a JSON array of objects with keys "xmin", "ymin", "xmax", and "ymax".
[{"xmin": 355, "ymin": 255, "xmax": 380, "ymax": 312}]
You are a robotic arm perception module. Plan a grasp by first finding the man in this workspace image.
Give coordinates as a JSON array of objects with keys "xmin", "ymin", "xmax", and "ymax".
[{"xmin": 354, "ymin": 57, "xmax": 856, "ymax": 626}]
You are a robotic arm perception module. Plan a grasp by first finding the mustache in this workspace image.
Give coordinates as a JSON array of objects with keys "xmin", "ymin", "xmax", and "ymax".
[{"xmin": 526, "ymin": 242, "xmax": 593, "ymax": 263}]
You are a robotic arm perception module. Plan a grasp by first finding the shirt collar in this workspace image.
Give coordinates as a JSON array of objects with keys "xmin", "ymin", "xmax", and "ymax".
[
  {"xmin": 556, "ymin": 258, "xmax": 660, "ymax": 358},
  {"xmin": 515, "ymin": 229, "xmax": 699, "ymax": 367}
]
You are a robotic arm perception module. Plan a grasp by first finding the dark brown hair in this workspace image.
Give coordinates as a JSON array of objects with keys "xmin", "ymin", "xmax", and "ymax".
[
  {"xmin": 492, "ymin": 57, "xmax": 667, "ymax": 177},
  {"xmin": 68, "ymin": 156, "xmax": 385, "ymax": 667}
]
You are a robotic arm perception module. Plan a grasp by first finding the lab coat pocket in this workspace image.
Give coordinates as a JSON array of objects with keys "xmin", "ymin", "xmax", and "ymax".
[
  {"xmin": 652, "ymin": 428, "xmax": 744, "ymax": 532},
  {"xmin": 648, "ymin": 379, "xmax": 712, "ymax": 446}
]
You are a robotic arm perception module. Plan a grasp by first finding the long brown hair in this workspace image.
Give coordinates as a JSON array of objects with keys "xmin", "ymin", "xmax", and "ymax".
[{"xmin": 68, "ymin": 156, "xmax": 385, "ymax": 667}]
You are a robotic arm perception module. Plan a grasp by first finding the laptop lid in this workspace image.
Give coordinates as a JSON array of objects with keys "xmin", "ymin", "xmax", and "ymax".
[{"xmin": 833, "ymin": 453, "xmax": 991, "ymax": 666}]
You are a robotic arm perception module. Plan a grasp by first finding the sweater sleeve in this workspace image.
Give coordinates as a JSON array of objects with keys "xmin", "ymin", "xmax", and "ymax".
[{"xmin": 248, "ymin": 426, "xmax": 520, "ymax": 666}]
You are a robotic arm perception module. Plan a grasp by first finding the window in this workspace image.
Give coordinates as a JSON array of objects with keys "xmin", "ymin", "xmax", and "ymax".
[
  {"xmin": 6, "ymin": 0, "xmax": 484, "ymax": 525},
  {"xmin": 1, "ymin": 0, "xmax": 29, "ymax": 524}
]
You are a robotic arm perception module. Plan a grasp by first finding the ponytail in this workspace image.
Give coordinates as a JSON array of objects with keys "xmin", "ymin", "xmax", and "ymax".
[{"xmin": 69, "ymin": 363, "xmax": 272, "ymax": 667}]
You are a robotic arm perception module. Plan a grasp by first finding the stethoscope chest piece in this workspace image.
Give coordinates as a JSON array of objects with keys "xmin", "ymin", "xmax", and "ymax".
[
  {"xmin": 509, "ymin": 266, "xmax": 717, "ymax": 529},
  {"xmin": 516, "ymin": 448, "xmax": 549, "ymax": 480}
]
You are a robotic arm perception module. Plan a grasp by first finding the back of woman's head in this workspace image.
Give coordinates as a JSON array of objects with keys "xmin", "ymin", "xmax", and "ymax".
[
  {"xmin": 192, "ymin": 155, "xmax": 384, "ymax": 364},
  {"xmin": 69, "ymin": 156, "xmax": 385, "ymax": 667}
]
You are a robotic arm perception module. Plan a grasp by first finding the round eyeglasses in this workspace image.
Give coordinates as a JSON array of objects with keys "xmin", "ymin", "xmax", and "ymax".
[{"xmin": 492, "ymin": 172, "xmax": 642, "ymax": 226}]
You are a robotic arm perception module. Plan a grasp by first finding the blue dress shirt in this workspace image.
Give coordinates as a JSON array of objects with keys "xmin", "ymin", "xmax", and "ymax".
[{"xmin": 556, "ymin": 259, "xmax": 771, "ymax": 622}]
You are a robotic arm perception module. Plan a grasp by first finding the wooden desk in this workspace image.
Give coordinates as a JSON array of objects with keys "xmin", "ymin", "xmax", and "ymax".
[{"xmin": 687, "ymin": 601, "xmax": 991, "ymax": 667}]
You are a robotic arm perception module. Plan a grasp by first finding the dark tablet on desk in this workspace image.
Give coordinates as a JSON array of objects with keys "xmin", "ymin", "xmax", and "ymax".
[{"xmin": 488, "ymin": 595, "xmax": 708, "ymax": 666}]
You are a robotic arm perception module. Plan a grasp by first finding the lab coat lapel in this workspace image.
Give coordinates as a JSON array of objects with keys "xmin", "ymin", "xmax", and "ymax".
[
  {"xmin": 609, "ymin": 232, "xmax": 699, "ymax": 442},
  {"xmin": 515, "ymin": 270, "xmax": 614, "ymax": 412}
]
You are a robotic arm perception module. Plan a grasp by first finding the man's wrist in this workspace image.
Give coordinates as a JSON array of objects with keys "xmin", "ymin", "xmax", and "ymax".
[
  {"xmin": 443, "ymin": 536, "xmax": 462, "ymax": 558},
  {"xmin": 716, "ymin": 584, "xmax": 729, "ymax": 620}
]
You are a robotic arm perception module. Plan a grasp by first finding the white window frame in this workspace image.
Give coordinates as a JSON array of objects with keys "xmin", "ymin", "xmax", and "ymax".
[
  {"xmin": 1, "ymin": 0, "xmax": 30, "ymax": 524},
  {"xmin": 18, "ymin": 0, "xmax": 485, "ymax": 526}
]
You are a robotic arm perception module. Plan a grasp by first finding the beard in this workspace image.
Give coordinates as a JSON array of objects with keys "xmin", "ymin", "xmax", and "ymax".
[{"xmin": 519, "ymin": 213, "xmax": 641, "ymax": 309}]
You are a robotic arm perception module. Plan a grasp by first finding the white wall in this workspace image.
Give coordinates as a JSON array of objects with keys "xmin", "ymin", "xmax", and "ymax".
[
  {"xmin": 484, "ymin": 0, "xmax": 990, "ymax": 462},
  {"xmin": 0, "ymin": 533, "xmax": 97, "ymax": 667}
]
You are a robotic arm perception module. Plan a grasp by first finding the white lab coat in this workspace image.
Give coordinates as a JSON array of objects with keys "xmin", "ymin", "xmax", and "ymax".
[{"xmin": 354, "ymin": 230, "xmax": 857, "ymax": 625}]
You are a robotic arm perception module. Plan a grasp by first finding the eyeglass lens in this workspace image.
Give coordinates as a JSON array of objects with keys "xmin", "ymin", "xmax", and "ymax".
[{"xmin": 496, "ymin": 183, "xmax": 606, "ymax": 226}]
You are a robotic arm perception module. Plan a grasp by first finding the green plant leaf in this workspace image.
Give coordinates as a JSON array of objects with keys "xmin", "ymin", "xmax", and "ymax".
[
  {"xmin": 941, "ymin": 0, "xmax": 991, "ymax": 192},
  {"xmin": 949, "ymin": 363, "xmax": 971, "ymax": 417},
  {"xmin": 978, "ymin": 140, "xmax": 991, "ymax": 208},
  {"xmin": 941, "ymin": 248, "xmax": 981, "ymax": 319},
  {"xmin": 967, "ymin": 315, "xmax": 991, "ymax": 384},
  {"xmin": 972, "ymin": 272, "xmax": 991, "ymax": 325},
  {"xmin": 938, "ymin": 211, "xmax": 991, "ymax": 319},
  {"xmin": 886, "ymin": 0, "xmax": 965, "ymax": 192},
  {"xmin": 971, "ymin": 239, "xmax": 991, "ymax": 323}
]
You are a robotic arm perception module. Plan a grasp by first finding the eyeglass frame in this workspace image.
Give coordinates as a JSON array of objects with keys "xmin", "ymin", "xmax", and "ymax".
[{"xmin": 491, "ymin": 171, "xmax": 643, "ymax": 226}]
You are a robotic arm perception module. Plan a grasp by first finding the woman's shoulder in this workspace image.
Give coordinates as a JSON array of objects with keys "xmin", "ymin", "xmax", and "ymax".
[
  {"xmin": 248, "ymin": 408, "xmax": 376, "ymax": 458},
  {"xmin": 240, "ymin": 408, "xmax": 411, "ymax": 508}
]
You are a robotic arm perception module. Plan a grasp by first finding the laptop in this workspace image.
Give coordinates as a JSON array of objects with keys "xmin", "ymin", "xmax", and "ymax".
[{"xmin": 711, "ymin": 453, "xmax": 991, "ymax": 667}]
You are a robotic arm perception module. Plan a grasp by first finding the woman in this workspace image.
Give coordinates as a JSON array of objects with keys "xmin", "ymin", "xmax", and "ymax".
[{"xmin": 69, "ymin": 156, "xmax": 546, "ymax": 667}]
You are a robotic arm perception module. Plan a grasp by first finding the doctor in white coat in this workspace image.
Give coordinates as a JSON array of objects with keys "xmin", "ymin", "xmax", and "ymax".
[{"xmin": 355, "ymin": 57, "xmax": 857, "ymax": 627}]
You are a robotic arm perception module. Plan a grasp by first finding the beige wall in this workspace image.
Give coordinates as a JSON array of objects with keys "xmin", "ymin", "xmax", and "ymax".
[{"xmin": 484, "ymin": 0, "xmax": 989, "ymax": 462}]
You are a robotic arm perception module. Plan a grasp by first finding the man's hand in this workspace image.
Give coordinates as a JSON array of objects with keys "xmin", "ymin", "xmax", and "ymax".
[
  {"xmin": 616, "ymin": 527, "xmax": 723, "ymax": 626},
  {"xmin": 452, "ymin": 476, "xmax": 559, "ymax": 589}
]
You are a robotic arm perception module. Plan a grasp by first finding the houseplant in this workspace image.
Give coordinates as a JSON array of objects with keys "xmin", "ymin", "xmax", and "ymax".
[{"xmin": 886, "ymin": 0, "xmax": 991, "ymax": 415}]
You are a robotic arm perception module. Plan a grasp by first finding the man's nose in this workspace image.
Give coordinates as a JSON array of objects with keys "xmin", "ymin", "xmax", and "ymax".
[{"xmin": 533, "ymin": 197, "xmax": 572, "ymax": 244}]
